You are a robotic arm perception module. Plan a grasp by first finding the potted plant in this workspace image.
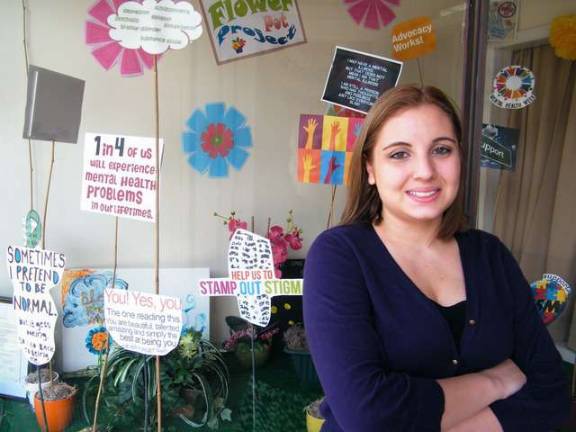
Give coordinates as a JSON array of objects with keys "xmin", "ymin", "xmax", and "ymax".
[
  {"xmin": 24, "ymin": 368, "xmax": 60, "ymax": 410},
  {"xmin": 305, "ymin": 397, "xmax": 325, "ymax": 432},
  {"xmin": 82, "ymin": 328, "xmax": 231, "ymax": 430},
  {"xmin": 223, "ymin": 316, "xmax": 279, "ymax": 370},
  {"xmin": 34, "ymin": 381, "xmax": 78, "ymax": 432},
  {"xmin": 284, "ymin": 323, "xmax": 320, "ymax": 387}
]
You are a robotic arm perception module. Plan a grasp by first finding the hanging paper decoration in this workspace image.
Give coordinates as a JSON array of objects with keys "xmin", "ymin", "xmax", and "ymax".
[
  {"xmin": 85, "ymin": 0, "xmax": 157, "ymax": 76},
  {"xmin": 343, "ymin": 0, "xmax": 399, "ymax": 30},
  {"xmin": 199, "ymin": 0, "xmax": 306, "ymax": 64},
  {"xmin": 391, "ymin": 17, "xmax": 436, "ymax": 61},
  {"xmin": 480, "ymin": 124, "xmax": 519, "ymax": 170},
  {"xmin": 197, "ymin": 229, "xmax": 303, "ymax": 327},
  {"xmin": 297, "ymin": 114, "xmax": 364, "ymax": 186},
  {"xmin": 107, "ymin": 0, "xmax": 203, "ymax": 55},
  {"xmin": 531, "ymin": 274, "xmax": 572, "ymax": 325},
  {"xmin": 24, "ymin": 210, "xmax": 42, "ymax": 248},
  {"xmin": 490, "ymin": 65, "xmax": 535, "ymax": 109},
  {"xmin": 549, "ymin": 15, "xmax": 576, "ymax": 61},
  {"xmin": 182, "ymin": 103, "xmax": 252, "ymax": 178}
]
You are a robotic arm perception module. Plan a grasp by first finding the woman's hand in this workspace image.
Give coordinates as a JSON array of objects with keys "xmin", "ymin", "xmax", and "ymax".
[{"xmin": 480, "ymin": 359, "xmax": 527, "ymax": 400}]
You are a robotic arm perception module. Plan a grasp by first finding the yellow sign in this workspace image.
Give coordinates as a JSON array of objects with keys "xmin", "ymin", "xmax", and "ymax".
[{"xmin": 391, "ymin": 17, "xmax": 436, "ymax": 61}]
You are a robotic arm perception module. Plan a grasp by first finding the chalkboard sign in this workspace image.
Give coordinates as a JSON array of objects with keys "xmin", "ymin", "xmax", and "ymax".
[
  {"xmin": 0, "ymin": 297, "xmax": 28, "ymax": 399},
  {"xmin": 321, "ymin": 47, "xmax": 403, "ymax": 114}
]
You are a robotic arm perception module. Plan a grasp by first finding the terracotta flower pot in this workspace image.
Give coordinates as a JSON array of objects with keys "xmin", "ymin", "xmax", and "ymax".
[
  {"xmin": 24, "ymin": 370, "xmax": 60, "ymax": 411},
  {"xmin": 34, "ymin": 386, "xmax": 76, "ymax": 432}
]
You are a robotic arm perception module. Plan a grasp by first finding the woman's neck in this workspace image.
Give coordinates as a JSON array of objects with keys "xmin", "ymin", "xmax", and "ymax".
[{"xmin": 374, "ymin": 214, "xmax": 443, "ymax": 248}]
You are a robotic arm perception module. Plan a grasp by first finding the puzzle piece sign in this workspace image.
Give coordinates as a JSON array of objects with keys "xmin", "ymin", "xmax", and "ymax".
[
  {"xmin": 530, "ymin": 273, "xmax": 572, "ymax": 325},
  {"xmin": 198, "ymin": 229, "xmax": 303, "ymax": 326},
  {"xmin": 6, "ymin": 246, "xmax": 66, "ymax": 365}
]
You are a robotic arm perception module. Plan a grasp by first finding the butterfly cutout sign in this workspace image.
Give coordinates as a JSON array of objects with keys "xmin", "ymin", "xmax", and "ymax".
[{"xmin": 197, "ymin": 229, "xmax": 303, "ymax": 326}]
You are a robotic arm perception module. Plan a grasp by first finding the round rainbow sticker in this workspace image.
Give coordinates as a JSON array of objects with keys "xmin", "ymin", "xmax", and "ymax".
[{"xmin": 490, "ymin": 65, "xmax": 536, "ymax": 109}]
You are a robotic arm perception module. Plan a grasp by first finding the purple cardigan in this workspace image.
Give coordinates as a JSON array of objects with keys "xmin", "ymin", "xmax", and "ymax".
[{"xmin": 303, "ymin": 224, "xmax": 569, "ymax": 431}]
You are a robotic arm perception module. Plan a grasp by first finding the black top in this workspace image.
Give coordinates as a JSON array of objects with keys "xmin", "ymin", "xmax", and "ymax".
[{"xmin": 434, "ymin": 300, "xmax": 467, "ymax": 352}]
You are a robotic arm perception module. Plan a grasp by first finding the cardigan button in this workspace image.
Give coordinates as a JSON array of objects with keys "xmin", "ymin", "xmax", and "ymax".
[
  {"xmin": 452, "ymin": 359, "xmax": 459, "ymax": 365},
  {"xmin": 469, "ymin": 319, "xmax": 476, "ymax": 326}
]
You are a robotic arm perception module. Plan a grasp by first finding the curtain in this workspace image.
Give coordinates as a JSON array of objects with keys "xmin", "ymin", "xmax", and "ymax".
[{"xmin": 492, "ymin": 44, "xmax": 576, "ymax": 345}]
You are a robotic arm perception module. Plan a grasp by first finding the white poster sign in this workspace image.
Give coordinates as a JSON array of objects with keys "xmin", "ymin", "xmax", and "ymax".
[
  {"xmin": 199, "ymin": 0, "xmax": 306, "ymax": 64},
  {"xmin": 104, "ymin": 288, "xmax": 182, "ymax": 355},
  {"xmin": 81, "ymin": 133, "xmax": 164, "ymax": 222},
  {"xmin": 6, "ymin": 246, "xmax": 66, "ymax": 365}
]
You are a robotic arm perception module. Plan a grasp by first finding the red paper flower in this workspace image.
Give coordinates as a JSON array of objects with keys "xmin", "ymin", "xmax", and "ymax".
[{"xmin": 201, "ymin": 123, "xmax": 234, "ymax": 158}]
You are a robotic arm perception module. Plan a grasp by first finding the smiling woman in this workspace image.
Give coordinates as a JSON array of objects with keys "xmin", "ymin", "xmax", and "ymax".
[{"xmin": 303, "ymin": 85, "xmax": 570, "ymax": 432}]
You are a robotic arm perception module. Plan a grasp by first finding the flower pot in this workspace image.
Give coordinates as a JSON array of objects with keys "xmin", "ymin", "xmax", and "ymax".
[
  {"xmin": 234, "ymin": 342, "xmax": 271, "ymax": 369},
  {"xmin": 306, "ymin": 410, "xmax": 325, "ymax": 432},
  {"xmin": 25, "ymin": 370, "xmax": 60, "ymax": 411},
  {"xmin": 305, "ymin": 399, "xmax": 325, "ymax": 432},
  {"xmin": 34, "ymin": 390, "xmax": 76, "ymax": 432},
  {"xmin": 285, "ymin": 348, "xmax": 320, "ymax": 387}
]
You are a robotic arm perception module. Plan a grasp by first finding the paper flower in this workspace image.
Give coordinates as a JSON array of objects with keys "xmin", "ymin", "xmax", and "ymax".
[
  {"xmin": 232, "ymin": 37, "xmax": 246, "ymax": 53},
  {"xmin": 182, "ymin": 103, "xmax": 252, "ymax": 178},
  {"xmin": 85, "ymin": 0, "xmax": 158, "ymax": 76},
  {"xmin": 343, "ymin": 0, "xmax": 399, "ymax": 30},
  {"xmin": 85, "ymin": 326, "xmax": 110, "ymax": 355},
  {"xmin": 549, "ymin": 15, "xmax": 576, "ymax": 60}
]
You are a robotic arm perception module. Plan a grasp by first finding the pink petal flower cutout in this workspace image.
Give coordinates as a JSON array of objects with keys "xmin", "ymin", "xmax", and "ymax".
[
  {"xmin": 85, "ymin": 0, "xmax": 159, "ymax": 77},
  {"xmin": 343, "ymin": 0, "xmax": 399, "ymax": 29}
]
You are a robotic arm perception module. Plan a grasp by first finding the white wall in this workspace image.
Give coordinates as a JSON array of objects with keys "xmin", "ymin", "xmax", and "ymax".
[{"xmin": 0, "ymin": 0, "xmax": 467, "ymax": 343}]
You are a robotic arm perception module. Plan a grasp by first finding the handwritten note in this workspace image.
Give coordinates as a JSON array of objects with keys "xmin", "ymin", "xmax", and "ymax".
[{"xmin": 6, "ymin": 246, "xmax": 66, "ymax": 365}]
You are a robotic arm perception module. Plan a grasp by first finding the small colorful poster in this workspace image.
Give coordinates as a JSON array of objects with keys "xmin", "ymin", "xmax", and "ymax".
[
  {"xmin": 480, "ymin": 124, "xmax": 519, "ymax": 170},
  {"xmin": 391, "ymin": 17, "xmax": 436, "ymax": 61},
  {"xmin": 6, "ymin": 246, "xmax": 66, "ymax": 365},
  {"xmin": 104, "ymin": 288, "xmax": 183, "ymax": 355},
  {"xmin": 322, "ymin": 47, "xmax": 403, "ymax": 114},
  {"xmin": 199, "ymin": 0, "xmax": 306, "ymax": 64},
  {"xmin": 531, "ymin": 274, "xmax": 572, "ymax": 326},
  {"xmin": 490, "ymin": 65, "xmax": 536, "ymax": 109},
  {"xmin": 488, "ymin": 0, "xmax": 518, "ymax": 42},
  {"xmin": 342, "ymin": 0, "xmax": 399, "ymax": 30},
  {"xmin": 297, "ymin": 114, "xmax": 364, "ymax": 185},
  {"xmin": 197, "ymin": 229, "xmax": 303, "ymax": 327},
  {"xmin": 81, "ymin": 133, "xmax": 164, "ymax": 222}
]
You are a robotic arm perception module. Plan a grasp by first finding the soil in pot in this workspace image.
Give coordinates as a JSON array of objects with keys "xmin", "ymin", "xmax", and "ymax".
[
  {"xmin": 25, "ymin": 369, "xmax": 60, "ymax": 411},
  {"xmin": 34, "ymin": 382, "xmax": 77, "ymax": 432}
]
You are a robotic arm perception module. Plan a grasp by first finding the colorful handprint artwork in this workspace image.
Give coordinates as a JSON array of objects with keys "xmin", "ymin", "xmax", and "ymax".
[{"xmin": 297, "ymin": 114, "xmax": 364, "ymax": 185}]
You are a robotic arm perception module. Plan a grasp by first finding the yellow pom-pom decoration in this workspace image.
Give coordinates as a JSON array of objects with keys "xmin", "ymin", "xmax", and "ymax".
[{"xmin": 549, "ymin": 15, "xmax": 576, "ymax": 60}]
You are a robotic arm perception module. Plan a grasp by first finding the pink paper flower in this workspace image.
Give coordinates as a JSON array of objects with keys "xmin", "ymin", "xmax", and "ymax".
[
  {"xmin": 201, "ymin": 123, "xmax": 234, "ymax": 158},
  {"xmin": 85, "ymin": 0, "xmax": 158, "ymax": 77},
  {"xmin": 343, "ymin": 0, "xmax": 399, "ymax": 30},
  {"xmin": 227, "ymin": 217, "xmax": 248, "ymax": 237}
]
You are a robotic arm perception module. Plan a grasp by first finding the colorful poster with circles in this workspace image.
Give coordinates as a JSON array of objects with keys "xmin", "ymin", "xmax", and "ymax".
[
  {"xmin": 86, "ymin": 0, "xmax": 203, "ymax": 75},
  {"xmin": 343, "ymin": 0, "xmax": 399, "ymax": 30},
  {"xmin": 530, "ymin": 274, "xmax": 572, "ymax": 326},
  {"xmin": 490, "ymin": 65, "xmax": 536, "ymax": 109},
  {"xmin": 297, "ymin": 115, "xmax": 364, "ymax": 186},
  {"xmin": 197, "ymin": 229, "xmax": 303, "ymax": 327},
  {"xmin": 488, "ymin": 0, "xmax": 518, "ymax": 42},
  {"xmin": 199, "ymin": 0, "xmax": 306, "ymax": 65},
  {"xmin": 182, "ymin": 103, "xmax": 252, "ymax": 178}
]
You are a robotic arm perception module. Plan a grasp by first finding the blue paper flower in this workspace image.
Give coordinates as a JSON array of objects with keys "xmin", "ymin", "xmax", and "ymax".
[
  {"xmin": 85, "ymin": 325, "xmax": 111, "ymax": 355},
  {"xmin": 182, "ymin": 103, "xmax": 252, "ymax": 178}
]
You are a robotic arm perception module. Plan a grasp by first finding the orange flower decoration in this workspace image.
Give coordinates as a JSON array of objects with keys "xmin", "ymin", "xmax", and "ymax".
[{"xmin": 549, "ymin": 15, "xmax": 576, "ymax": 60}]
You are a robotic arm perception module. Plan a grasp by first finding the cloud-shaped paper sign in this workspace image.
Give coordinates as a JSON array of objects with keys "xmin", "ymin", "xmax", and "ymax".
[
  {"xmin": 108, "ymin": 0, "xmax": 203, "ymax": 55},
  {"xmin": 197, "ymin": 229, "xmax": 303, "ymax": 327}
]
